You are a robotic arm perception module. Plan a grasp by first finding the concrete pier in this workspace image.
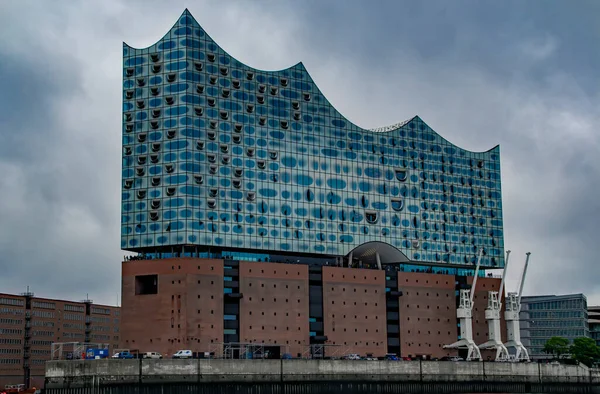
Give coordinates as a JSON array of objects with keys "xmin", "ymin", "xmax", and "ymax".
[{"xmin": 44, "ymin": 359, "xmax": 600, "ymax": 393}]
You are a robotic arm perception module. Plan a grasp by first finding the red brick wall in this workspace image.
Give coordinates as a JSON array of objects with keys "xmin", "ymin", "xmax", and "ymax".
[
  {"xmin": 322, "ymin": 267, "xmax": 387, "ymax": 357},
  {"xmin": 121, "ymin": 258, "xmax": 224, "ymax": 357},
  {"xmin": 0, "ymin": 294, "xmax": 24, "ymax": 386},
  {"xmin": 397, "ymin": 272, "xmax": 457, "ymax": 358},
  {"xmin": 0, "ymin": 293, "xmax": 119, "ymax": 388},
  {"xmin": 238, "ymin": 262, "xmax": 309, "ymax": 357}
]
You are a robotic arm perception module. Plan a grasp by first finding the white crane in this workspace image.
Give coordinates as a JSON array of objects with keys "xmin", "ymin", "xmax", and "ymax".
[
  {"xmin": 504, "ymin": 252, "xmax": 531, "ymax": 362},
  {"xmin": 477, "ymin": 250, "xmax": 510, "ymax": 361},
  {"xmin": 444, "ymin": 248, "xmax": 483, "ymax": 361}
]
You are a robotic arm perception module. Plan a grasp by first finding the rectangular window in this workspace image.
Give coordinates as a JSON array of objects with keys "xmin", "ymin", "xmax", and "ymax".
[
  {"xmin": 64, "ymin": 304, "xmax": 85, "ymax": 313},
  {"xmin": 91, "ymin": 307, "xmax": 112, "ymax": 315},
  {"xmin": 0, "ymin": 308, "xmax": 23, "ymax": 315},
  {"xmin": 135, "ymin": 275, "xmax": 158, "ymax": 295},
  {"xmin": 0, "ymin": 328, "xmax": 23, "ymax": 335},
  {"xmin": 0, "ymin": 298, "xmax": 24, "ymax": 307},
  {"xmin": 64, "ymin": 313, "xmax": 84, "ymax": 321},
  {"xmin": 224, "ymin": 315, "xmax": 237, "ymax": 320},
  {"xmin": 32, "ymin": 301, "xmax": 56, "ymax": 309}
]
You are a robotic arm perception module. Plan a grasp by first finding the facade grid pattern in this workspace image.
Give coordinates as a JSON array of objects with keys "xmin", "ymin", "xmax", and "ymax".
[
  {"xmin": 520, "ymin": 294, "xmax": 589, "ymax": 359},
  {"xmin": 121, "ymin": 9, "xmax": 504, "ymax": 269},
  {"xmin": 0, "ymin": 293, "xmax": 120, "ymax": 389}
]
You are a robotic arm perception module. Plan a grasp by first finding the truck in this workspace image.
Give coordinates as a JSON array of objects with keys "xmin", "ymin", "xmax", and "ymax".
[{"xmin": 85, "ymin": 348, "xmax": 110, "ymax": 360}]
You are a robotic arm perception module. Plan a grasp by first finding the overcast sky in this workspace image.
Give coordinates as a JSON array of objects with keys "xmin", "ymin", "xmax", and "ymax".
[{"xmin": 0, "ymin": 0, "xmax": 599, "ymax": 306}]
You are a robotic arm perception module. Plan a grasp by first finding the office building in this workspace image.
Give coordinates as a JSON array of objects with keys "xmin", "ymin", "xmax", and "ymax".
[
  {"xmin": 121, "ymin": 9, "xmax": 505, "ymax": 360},
  {"xmin": 587, "ymin": 306, "xmax": 600, "ymax": 347},
  {"xmin": 0, "ymin": 292, "xmax": 120, "ymax": 388},
  {"xmin": 520, "ymin": 294, "xmax": 589, "ymax": 359}
]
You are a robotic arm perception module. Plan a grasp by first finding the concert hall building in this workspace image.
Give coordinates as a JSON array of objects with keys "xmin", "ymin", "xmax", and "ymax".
[{"xmin": 120, "ymin": 9, "xmax": 506, "ymax": 359}]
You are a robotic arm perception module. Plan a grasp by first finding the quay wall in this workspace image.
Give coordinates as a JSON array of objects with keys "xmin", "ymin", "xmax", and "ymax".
[{"xmin": 45, "ymin": 359, "xmax": 598, "ymax": 389}]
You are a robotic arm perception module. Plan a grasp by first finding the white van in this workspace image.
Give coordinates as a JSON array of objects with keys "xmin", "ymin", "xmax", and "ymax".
[
  {"xmin": 143, "ymin": 352, "xmax": 163, "ymax": 359},
  {"xmin": 173, "ymin": 350, "xmax": 193, "ymax": 359}
]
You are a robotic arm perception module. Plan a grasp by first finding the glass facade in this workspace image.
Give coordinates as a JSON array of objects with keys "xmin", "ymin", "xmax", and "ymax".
[
  {"xmin": 520, "ymin": 294, "xmax": 590, "ymax": 359},
  {"xmin": 121, "ymin": 10, "xmax": 504, "ymax": 268}
]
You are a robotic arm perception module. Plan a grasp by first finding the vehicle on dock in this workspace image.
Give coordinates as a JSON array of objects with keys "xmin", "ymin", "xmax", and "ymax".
[
  {"xmin": 172, "ymin": 350, "xmax": 192, "ymax": 359},
  {"xmin": 142, "ymin": 352, "xmax": 163, "ymax": 359},
  {"xmin": 86, "ymin": 348, "xmax": 110, "ymax": 360},
  {"xmin": 4, "ymin": 384, "xmax": 37, "ymax": 394},
  {"xmin": 116, "ymin": 351, "xmax": 135, "ymax": 359}
]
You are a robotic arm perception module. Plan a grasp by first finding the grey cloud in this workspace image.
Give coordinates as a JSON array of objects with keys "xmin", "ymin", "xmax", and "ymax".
[{"xmin": 0, "ymin": 0, "xmax": 598, "ymax": 305}]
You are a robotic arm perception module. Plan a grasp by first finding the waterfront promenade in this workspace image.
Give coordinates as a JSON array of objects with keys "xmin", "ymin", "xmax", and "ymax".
[{"xmin": 44, "ymin": 359, "xmax": 600, "ymax": 393}]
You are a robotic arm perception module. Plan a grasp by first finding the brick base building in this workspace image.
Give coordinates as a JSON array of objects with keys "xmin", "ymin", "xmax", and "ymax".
[{"xmin": 121, "ymin": 257, "xmax": 504, "ymax": 359}]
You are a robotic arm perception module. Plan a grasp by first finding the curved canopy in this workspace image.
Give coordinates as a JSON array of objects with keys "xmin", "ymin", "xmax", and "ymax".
[{"xmin": 347, "ymin": 242, "xmax": 410, "ymax": 265}]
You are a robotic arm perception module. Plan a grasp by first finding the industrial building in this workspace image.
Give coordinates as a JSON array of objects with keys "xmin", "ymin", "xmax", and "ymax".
[
  {"xmin": 520, "ymin": 294, "xmax": 589, "ymax": 359},
  {"xmin": 0, "ymin": 292, "xmax": 120, "ymax": 388},
  {"xmin": 120, "ymin": 9, "xmax": 506, "ymax": 360}
]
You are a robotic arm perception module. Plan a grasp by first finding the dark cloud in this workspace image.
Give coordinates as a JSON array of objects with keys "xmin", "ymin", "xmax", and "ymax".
[{"xmin": 0, "ymin": 0, "xmax": 598, "ymax": 305}]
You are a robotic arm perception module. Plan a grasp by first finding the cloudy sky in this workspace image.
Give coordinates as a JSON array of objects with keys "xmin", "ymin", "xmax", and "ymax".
[{"xmin": 0, "ymin": 0, "xmax": 598, "ymax": 306}]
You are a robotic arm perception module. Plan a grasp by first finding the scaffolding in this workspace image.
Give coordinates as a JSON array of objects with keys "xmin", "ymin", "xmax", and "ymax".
[
  {"xmin": 302, "ymin": 344, "xmax": 350, "ymax": 359},
  {"xmin": 210, "ymin": 342, "xmax": 290, "ymax": 359},
  {"xmin": 51, "ymin": 342, "xmax": 110, "ymax": 360}
]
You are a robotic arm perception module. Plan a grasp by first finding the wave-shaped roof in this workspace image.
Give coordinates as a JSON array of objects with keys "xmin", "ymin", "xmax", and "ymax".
[{"xmin": 124, "ymin": 9, "xmax": 498, "ymax": 155}]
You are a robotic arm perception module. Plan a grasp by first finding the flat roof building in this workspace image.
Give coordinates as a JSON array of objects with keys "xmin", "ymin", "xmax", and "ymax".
[
  {"xmin": 120, "ymin": 9, "xmax": 506, "ymax": 360},
  {"xmin": 588, "ymin": 306, "xmax": 600, "ymax": 348},
  {"xmin": 0, "ymin": 292, "xmax": 120, "ymax": 388},
  {"xmin": 520, "ymin": 294, "xmax": 589, "ymax": 359}
]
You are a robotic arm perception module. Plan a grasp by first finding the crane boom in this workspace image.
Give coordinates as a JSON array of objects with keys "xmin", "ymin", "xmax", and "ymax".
[
  {"xmin": 517, "ymin": 252, "xmax": 531, "ymax": 305},
  {"xmin": 469, "ymin": 248, "xmax": 484, "ymax": 305},
  {"xmin": 498, "ymin": 250, "xmax": 511, "ymax": 304}
]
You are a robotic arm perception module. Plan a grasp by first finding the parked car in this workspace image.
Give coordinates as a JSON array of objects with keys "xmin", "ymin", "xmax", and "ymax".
[
  {"xmin": 449, "ymin": 356, "xmax": 464, "ymax": 362},
  {"xmin": 281, "ymin": 353, "xmax": 292, "ymax": 360},
  {"xmin": 117, "ymin": 351, "xmax": 135, "ymax": 359},
  {"xmin": 143, "ymin": 352, "xmax": 163, "ymax": 359},
  {"xmin": 111, "ymin": 353, "xmax": 120, "ymax": 359},
  {"xmin": 385, "ymin": 354, "xmax": 399, "ymax": 361},
  {"xmin": 345, "ymin": 354, "xmax": 361, "ymax": 360},
  {"xmin": 172, "ymin": 350, "xmax": 193, "ymax": 359}
]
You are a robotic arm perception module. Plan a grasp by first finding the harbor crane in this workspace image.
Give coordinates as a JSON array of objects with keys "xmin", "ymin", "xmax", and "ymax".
[
  {"xmin": 477, "ymin": 250, "xmax": 510, "ymax": 361},
  {"xmin": 444, "ymin": 248, "xmax": 483, "ymax": 361},
  {"xmin": 503, "ymin": 252, "xmax": 531, "ymax": 362}
]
